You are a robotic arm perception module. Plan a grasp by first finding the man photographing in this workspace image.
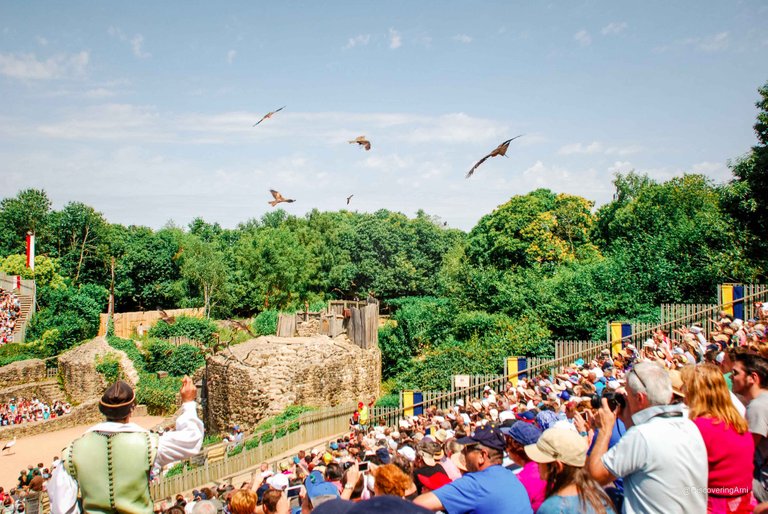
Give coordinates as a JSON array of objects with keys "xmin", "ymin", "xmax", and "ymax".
[
  {"xmin": 49, "ymin": 377, "xmax": 204, "ymax": 514},
  {"xmin": 586, "ymin": 362, "xmax": 707, "ymax": 513}
]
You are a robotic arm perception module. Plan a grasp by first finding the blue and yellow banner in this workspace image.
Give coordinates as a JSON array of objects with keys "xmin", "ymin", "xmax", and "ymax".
[
  {"xmin": 610, "ymin": 322, "xmax": 632, "ymax": 356},
  {"xmin": 722, "ymin": 284, "xmax": 734, "ymax": 317},
  {"xmin": 506, "ymin": 356, "xmax": 527, "ymax": 386},
  {"xmin": 402, "ymin": 390, "xmax": 423, "ymax": 417}
]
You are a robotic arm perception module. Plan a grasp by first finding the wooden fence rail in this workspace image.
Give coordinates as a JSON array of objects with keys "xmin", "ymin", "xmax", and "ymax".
[
  {"xmin": 98, "ymin": 308, "xmax": 204, "ymax": 339},
  {"xmin": 149, "ymin": 403, "xmax": 354, "ymax": 500}
]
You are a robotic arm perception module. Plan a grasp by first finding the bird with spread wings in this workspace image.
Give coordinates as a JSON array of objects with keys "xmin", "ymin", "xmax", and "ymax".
[
  {"xmin": 466, "ymin": 135, "xmax": 523, "ymax": 178},
  {"xmin": 348, "ymin": 136, "xmax": 371, "ymax": 151},
  {"xmin": 346, "ymin": 194, "xmax": 354, "ymax": 205},
  {"xmin": 253, "ymin": 106, "xmax": 285, "ymax": 127},
  {"xmin": 268, "ymin": 189, "xmax": 295, "ymax": 207}
]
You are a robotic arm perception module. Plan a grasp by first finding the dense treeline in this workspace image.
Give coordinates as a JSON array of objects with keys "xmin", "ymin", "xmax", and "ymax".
[{"xmin": 1, "ymin": 82, "xmax": 766, "ymax": 390}]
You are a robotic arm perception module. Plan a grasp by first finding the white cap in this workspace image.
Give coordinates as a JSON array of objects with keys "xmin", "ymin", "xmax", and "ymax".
[{"xmin": 266, "ymin": 474, "xmax": 289, "ymax": 490}]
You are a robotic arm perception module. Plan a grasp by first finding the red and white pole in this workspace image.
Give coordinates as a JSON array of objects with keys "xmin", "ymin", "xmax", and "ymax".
[{"xmin": 26, "ymin": 232, "xmax": 35, "ymax": 270}]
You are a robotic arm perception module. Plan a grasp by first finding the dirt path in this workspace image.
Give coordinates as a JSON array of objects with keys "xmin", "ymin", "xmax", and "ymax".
[{"xmin": 0, "ymin": 416, "xmax": 164, "ymax": 491}]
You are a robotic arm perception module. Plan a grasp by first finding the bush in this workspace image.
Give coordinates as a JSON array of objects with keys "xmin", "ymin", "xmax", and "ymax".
[
  {"xmin": 0, "ymin": 343, "xmax": 38, "ymax": 367},
  {"xmin": 27, "ymin": 283, "xmax": 107, "ymax": 355},
  {"xmin": 144, "ymin": 339, "xmax": 204, "ymax": 376},
  {"xmin": 95, "ymin": 353, "xmax": 122, "ymax": 384},
  {"xmin": 143, "ymin": 339, "xmax": 175, "ymax": 373},
  {"xmin": 375, "ymin": 393, "xmax": 399, "ymax": 408},
  {"xmin": 166, "ymin": 344, "xmax": 204, "ymax": 376},
  {"xmin": 252, "ymin": 310, "xmax": 278, "ymax": 336},
  {"xmin": 107, "ymin": 335, "xmax": 183, "ymax": 414},
  {"xmin": 148, "ymin": 316, "xmax": 217, "ymax": 344}
]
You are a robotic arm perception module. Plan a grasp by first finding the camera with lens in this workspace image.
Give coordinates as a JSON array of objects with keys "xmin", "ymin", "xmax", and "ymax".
[{"xmin": 590, "ymin": 390, "xmax": 626, "ymax": 411}]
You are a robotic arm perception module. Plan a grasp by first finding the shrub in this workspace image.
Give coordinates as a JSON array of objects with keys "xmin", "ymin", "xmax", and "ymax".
[
  {"xmin": 27, "ymin": 283, "xmax": 107, "ymax": 356},
  {"xmin": 148, "ymin": 316, "xmax": 217, "ymax": 344},
  {"xmin": 375, "ymin": 393, "xmax": 399, "ymax": 408},
  {"xmin": 107, "ymin": 335, "xmax": 183, "ymax": 415},
  {"xmin": 95, "ymin": 353, "xmax": 122, "ymax": 384},
  {"xmin": 252, "ymin": 310, "xmax": 278, "ymax": 336},
  {"xmin": 166, "ymin": 344, "xmax": 204, "ymax": 376},
  {"xmin": 0, "ymin": 343, "xmax": 38, "ymax": 367},
  {"xmin": 143, "ymin": 339, "xmax": 175, "ymax": 373}
]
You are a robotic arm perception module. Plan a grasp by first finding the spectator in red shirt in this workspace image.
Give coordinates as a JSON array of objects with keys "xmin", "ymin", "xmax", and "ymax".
[{"xmin": 682, "ymin": 363, "xmax": 755, "ymax": 513}]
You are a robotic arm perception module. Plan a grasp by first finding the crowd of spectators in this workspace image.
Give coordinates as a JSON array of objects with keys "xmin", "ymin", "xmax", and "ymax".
[
  {"xmin": 0, "ymin": 461, "xmax": 55, "ymax": 514},
  {"xmin": 7, "ymin": 304, "xmax": 768, "ymax": 514},
  {"xmin": 152, "ymin": 306, "xmax": 768, "ymax": 514},
  {"xmin": 0, "ymin": 288, "xmax": 21, "ymax": 345},
  {"xmin": 0, "ymin": 398, "xmax": 71, "ymax": 427}
]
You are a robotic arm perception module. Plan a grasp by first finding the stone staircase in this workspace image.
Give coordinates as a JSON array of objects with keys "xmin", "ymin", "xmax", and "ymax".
[{"xmin": 11, "ymin": 294, "xmax": 34, "ymax": 343}]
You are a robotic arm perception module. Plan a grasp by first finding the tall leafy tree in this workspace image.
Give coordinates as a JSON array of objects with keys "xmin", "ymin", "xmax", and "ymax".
[
  {"xmin": 180, "ymin": 234, "xmax": 229, "ymax": 317},
  {"xmin": 0, "ymin": 189, "xmax": 52, "ymax": 256}
]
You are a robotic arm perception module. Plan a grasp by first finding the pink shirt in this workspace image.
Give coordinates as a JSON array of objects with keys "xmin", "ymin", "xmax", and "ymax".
[
  {"xmin": 693, "ymin": 416, "xmax": 754, "ymax": 494},
  {"xmin": 517, "ymin": 460, "xmax": 546, "ymax": 511}
]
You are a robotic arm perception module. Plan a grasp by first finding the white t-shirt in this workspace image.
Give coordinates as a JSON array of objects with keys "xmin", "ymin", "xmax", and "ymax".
[
  {"xmin": 602, "ymin": 404, "xmax": 708, "ymax": 514},
  {"xmin": 747, "ymin": 391, "xmax": 768, "ymax": 490}
]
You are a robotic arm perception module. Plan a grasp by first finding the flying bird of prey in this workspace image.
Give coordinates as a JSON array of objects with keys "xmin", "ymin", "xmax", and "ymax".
[
  {"xmin": 346, "ymin": 194, "xmax": 354, "ymax": 205},
  {"xmin": 348, "ymin": 136, "xmax": 371, "ymax": 151},
  {"xmin": 158, "ymin": 309, "xmax": 176, "ymax": 325},
  {"xmin": 253, "ymin": 106, "xmax": 285, "ymax": 127},
  {"xmin": 466, "ymin": 135, "xmax": 523, "ymax": 178},
  {"xmin": 268, "ymin": 189, "xmax": 295, "ymax": 207}
]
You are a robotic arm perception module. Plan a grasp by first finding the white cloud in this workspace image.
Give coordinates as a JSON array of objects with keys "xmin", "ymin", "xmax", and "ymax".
[
  {"xmin": 227, "ymin": 49, "xmax": 236, "ymax": 64},
  {"xmin": 0, "ymin": 51, "xmax": 89, "ymax": 80},
  {"xmin": 698, "ymin": 31, "xmax": 729, "ymax": 52},
  {"xmin": 559, "ymin": 141, "xmax": 642, "ymax": 156},
  {"xmin": 84, "ymin": 88, "xmax": 117, "ymax": 99},
  {"xmin": 108, "ymin": 26, "xmax": 151, "ymax": 58},
  {"xmin": 453, "ymin": 34, "xmax": 472, "ymax": 44},
  {"xmin": 559, "ymin": 141, "xmax": 603, "ymax": 155},
  {"xmin": 658, "ymin": 31, "xmax": 730, "ymax": 53},
  {"xmin": 574, "ymin": 30, "xmax": 592, "ymax": 46},
  {"xmin": 389, "ymin": 28, "xmax": 402, "ymax": 49},
  {"xmin": 608, "ymin": 161, "xmax": 633, "ymax": 174},
  {"xmin": 36, "ymin": 36, "xmax": 48, "ymax": 46},
  {"xmin": 692, "ymin": 161, "xmax": 730, "ymax": 180},
  {"xmin": 130, "ymin": 34, "xmax": 150, "ymax": 58},
  {"xmin": 344, "ymin": 34, "xmax": 370, "ymax": 49},
  {"xmin": 601, "ymin": 22, "xmax": 627, "ymax": 35}
]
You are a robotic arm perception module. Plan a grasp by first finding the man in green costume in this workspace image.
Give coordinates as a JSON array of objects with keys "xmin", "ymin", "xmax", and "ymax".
[{"xmin": 48, "ymin": 377, "xmax": 204, "ymax": 514}]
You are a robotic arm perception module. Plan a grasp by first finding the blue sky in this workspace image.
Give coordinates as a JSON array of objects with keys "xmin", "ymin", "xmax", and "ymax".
[{"xmin": 1, "ymin": 1, "xmax": 767, "ymax": 230}]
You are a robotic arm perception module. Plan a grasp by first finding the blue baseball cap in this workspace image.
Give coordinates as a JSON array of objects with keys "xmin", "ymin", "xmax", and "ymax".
[
  {"xmin": 305, "ymin": 471, "xmax": 340, "ymax": 501},
  {"xmin": 499, "ymin": 422, "xmax": 542, "ymax": 446},
  {"xmin": 456, "ymin": 424, "xmax": 506, "ymax": 452}
]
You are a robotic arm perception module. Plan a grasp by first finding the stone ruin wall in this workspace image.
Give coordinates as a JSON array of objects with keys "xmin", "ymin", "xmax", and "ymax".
[
  {"xmin": 206, "ymin": 334, "xmax": 381, "ymax": 434},
  {"xmin": 57, "ymin": 336, "xmax": 140, "ymax": 404}
]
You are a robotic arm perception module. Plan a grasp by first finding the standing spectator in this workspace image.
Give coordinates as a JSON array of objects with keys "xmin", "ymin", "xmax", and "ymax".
[
  {"xmin": 525, "ymin": 428, "xmax": 615, "ymax": 514},
  {"xmin": 731, "ymin": 353, "xmax": 768, "ymax": 502},
  {"xmin": 681, "ymin": 363, "xmax": 755, "ymax": 513},
  {"xmin": 587, "ymin": 361, "xmax": 708, "ymax": 513},
  {"xmin": 48, "ymin": 378, "xmax": 204, "ymax": 514},
  {"xmin": 413, "ymin": 424, "xmax": 533, "ymax": 514},
  {"xmin": 500, "ymin": 422, "xmax": 546, "ymax": 511}
]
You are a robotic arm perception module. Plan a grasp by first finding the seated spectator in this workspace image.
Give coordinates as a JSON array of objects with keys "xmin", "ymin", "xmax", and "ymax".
[
  {"xmin": 525, "ymin": 428, "xmax": 615, "ymax": 514},
  {"xmin": 501, "ymin": 422, "xmax": 546, "ymax": 511},
  {"xmin": 413, "ymin": 424, "xmax": 532, "ymax": 513},
  {"xmin": 371, "ymin": 464, "xmax": 413, "ymax": 498}
]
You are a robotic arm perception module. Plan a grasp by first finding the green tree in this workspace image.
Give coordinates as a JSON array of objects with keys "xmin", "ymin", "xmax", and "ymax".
[
  {"xmin": 48, "ymin": 202, "xmax": 110, "ymax": 285},
  {"xmin": 180, "ymin": 235, "xmax": 229, "ymax": 317},
  {"xmin": 1, "ymin": 254, "xmax": 65, "ymax": 289},
  {"xmin": 0, "ymin": 189, "xmax": 52, "ymax": 256}
]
